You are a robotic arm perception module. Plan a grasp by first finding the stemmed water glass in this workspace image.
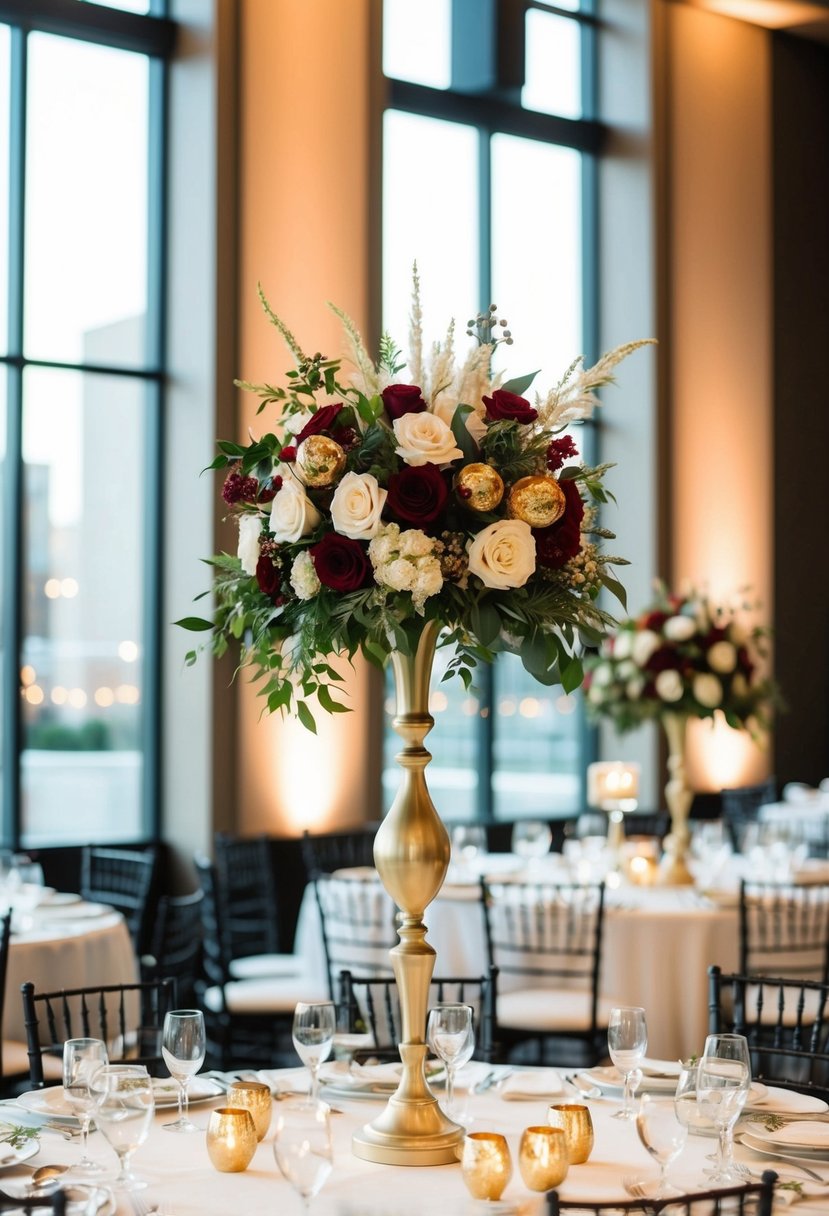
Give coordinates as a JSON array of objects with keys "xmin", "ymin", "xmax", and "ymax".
[
  {"xmin": 608, "ymin": 1005, "xmax": 648, "ymax": 1120},
  {"xmin": 91, "ymin": 1064, "xmax": 155, "ymax": 1191},
  {"xmin": 512, "ymin": 821, "xmax": 553, "ymax": 868},
  {"xmin": 696, "ymin": 1033, "xmax": 752, "ymax": 1182},
  {"xmin": 427, "ymin": 1003, "xmax": 475, "ymax": 1122},
  {"xmin": 632, "ymin": 1094, "xmax": 689, "ymax": 1198},
  {"xmin": 63, "ymin": 1037, "xmax": 108, "ymax": 1174},
  {"xmin": 273, "ymin": 1100, "xmax": 334, "ymax": 1212},
  {"xmin": 292, "ymin": 1002, "xmax": 336, "ymax": 1103},
  {"xmin": 161, "ymin": 1009, "xmax": 206, "ymax": 1132}
]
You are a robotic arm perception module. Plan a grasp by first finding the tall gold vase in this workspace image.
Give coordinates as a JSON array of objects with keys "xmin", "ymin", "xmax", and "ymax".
[
  {"xmin": 658, "ymin": 712, "xmax": 695, "ymax": 886},
  {"xmin": 352, "ymin": 619, "xmax": 462, "ymax": 1165}
]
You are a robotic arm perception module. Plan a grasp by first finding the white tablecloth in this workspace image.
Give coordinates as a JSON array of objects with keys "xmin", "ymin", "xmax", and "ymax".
[
  {"xmin": 6, "ymin": 1066, "xmax": 814, "ymax": 1214},
  {"xmin": 5, "ymin": 900, "xmax": 138, "ymax": 1041},
  {"xmin": 295, "ymin": 865, "xmax": 739, "ymax": 1060}
]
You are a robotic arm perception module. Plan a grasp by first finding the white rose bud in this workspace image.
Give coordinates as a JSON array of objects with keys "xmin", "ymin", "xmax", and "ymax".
[
  {"xmin": 708, "ymin": 640, "xmax": 737, "ymax": 674},
  {"xmin": 269, "ymin": 480, "xmax": 321, "ymax": 542},
  {"xmin": 664, "ymin": 615, "xmax": 696, "ymax": 641},
  {"xmin": 655, "ymin": 669, "xmax": 684, "ymax": 702},
  {"xmin": 632, "ymin": 629, "xmax": 661, "ymax": 667},
  {"xmin": 237, "ymin": 514, "xmax": 262, "ymax": 576},
  {"xmin": 694, "ymin": 672, "xmax": 722, "ymax": 708},
  {"xmin": 330, "ymin": 472, "xmax": 387, "ymax": 540},
  {"xmin": 467, "ymin": 519, "xmax": 536, "ymax": 590},
  {"xmin": 393, "ymin": 411, "xmax": 464, "ymax": 467}
]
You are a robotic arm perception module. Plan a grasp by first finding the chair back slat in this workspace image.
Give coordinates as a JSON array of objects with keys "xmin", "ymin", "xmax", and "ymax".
[
  {"xmin": 80, "ymin": 846, "xmax": 159, "ymax": 956},
  {"xmin": 740, "ymin": 880, "xmax": 829, "ymax": 980},
  {"xmin": 548, "ymin": 1169, "xmax": 777, "ymax": 1214},
  {"xmin": 314, "ymin": 875, "xmax": 397, "ymax": 999},
  {"xmin": 214, "ymin": 834, "xmax": 280, "ymax": 958}
]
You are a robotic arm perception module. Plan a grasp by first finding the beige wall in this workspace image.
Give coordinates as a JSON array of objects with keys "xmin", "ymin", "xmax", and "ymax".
[
  {"xmin": 662, "ymin": 4, "xmax": 773, "ymax": 789},
  {"xmin": 235, "ymin": 0, "xmax": 378, "ymax": 837}
]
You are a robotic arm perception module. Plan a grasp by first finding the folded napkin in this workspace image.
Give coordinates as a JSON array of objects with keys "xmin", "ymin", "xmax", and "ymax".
[
  {"xmin": 772, "ymin": 1176, "xmax": 829, "ymax": 1209},
  {"xmin": 640, "ymin": 1058, "xmax": 682, "ymax": 1079},
  {"xmin": 256, "ymin": 1067, "xmax": 311, "ymax": 1095},
  {"xmin": 771, "ymin": 1122, "xmax": 829, "ymax": 1150},
  {"xmin": 500, "ymin": 1070, "xmax": 563, "ymax": 1101}
]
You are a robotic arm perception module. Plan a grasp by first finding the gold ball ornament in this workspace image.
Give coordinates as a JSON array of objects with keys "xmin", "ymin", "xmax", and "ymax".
[
  {"xmin": 295, "ymin": 434, "xmax": 346, "ymax": 488},
  {"xmin": 507, "ymin": 475, "xmax": 566, "ymax": 529},
  {"xmin": 454, "ymin": 463, "xmax": 505, "ymax": 512}
]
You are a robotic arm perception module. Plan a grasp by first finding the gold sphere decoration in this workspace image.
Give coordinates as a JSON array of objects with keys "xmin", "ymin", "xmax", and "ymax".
[
  {"xmin": 454, "ymin": 462, "xmax": 505, "ymax": 512},
  {"xmin": 506, "ymin": 475, "xmax": 566, "ymax": 529},
  {"xmin": 295, "ymin": 434, "xmax": 346, "ymax": 487}
]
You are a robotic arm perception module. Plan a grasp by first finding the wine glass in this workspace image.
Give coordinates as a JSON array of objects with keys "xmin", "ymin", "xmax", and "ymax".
[
  {"xmin": 273, "ymin": 1100, "xmax": 333, "ymax": 1212},
  {"xmin": 161, "ymin": 1009, "xmax": 206, "ymax": 1132},
  {"xmin": 292, "ymin": 1002, "xmax": 336, "ymax": 1103},
  {"xmin": 63, "ymin": 1037, "xmax": 109, "ymax": 1174},
  {"xmin": 512, "ymin": 820, "xmax": 553, "ymax": 867},
  {"xmin": 451, "ymin": 825, "xmax": 487, "ymax": 875},
  {"xmin": 91, "ymin": 1064, "xmax": 155, "ymax": 1191},
  {"xmin": 607, "ymin": 1005, "xmax": 648, "ymax": 1120},
  {"xmin": 696, "ymin": 1033, "xmax": 751, "ymax": 1182},
  {"xmin": 633, "ymin": 1094, "xmax": 689, "ymax": 1198},
  {"xmin": 426, "ymin": 1003, "xmax": 475, "ymax": 1122}
]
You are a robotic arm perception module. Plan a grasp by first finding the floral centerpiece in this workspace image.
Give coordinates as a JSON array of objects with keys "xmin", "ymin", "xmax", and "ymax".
[{"xmin": 179, "ymin": 272, "xmax": 649, "ymax": 728}]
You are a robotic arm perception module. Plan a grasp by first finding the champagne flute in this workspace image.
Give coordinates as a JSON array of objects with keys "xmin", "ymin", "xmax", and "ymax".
[
  {"xmin": 63, "ymin": 1037, "xmax": 108, "ymax": 1174},
  {"xmin": 608, "ymin": 1005, "xmax": 647, "ymax": 1120},
  {"xmin": 696, "ymin": 1033, "xmax": 751, "ymax": 1183},
  {"xmin": 633, "ymin": 1094, "xmax": 688, "ymax": 1198},
  {"xmin": 273, "ymin": 1100, "xmax": 333, "ymax": 1212},
  {"xmin": 161, "ymin": 1009, "xmax": 206, "ymax": 1132},
  {"xmin": 91, "ymin": 1064, "xmax": 155, "ymax": 1191},
  {"xmin": 292, "ymin": 1002, "xmax": 336, "ymax": 1103},
  {"xmin": 426, "ymin": 1003, "xmax": 475, "ymax": 1122}
]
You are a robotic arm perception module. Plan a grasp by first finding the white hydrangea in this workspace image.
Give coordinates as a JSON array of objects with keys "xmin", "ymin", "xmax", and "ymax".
[
  {"xmin": 290, "ymin": 551, "xmax": 321, "ymax": 601},
  {"xmin": 368, "ymin": 524, "xmax": 400, "ymax": 567},
  {"xmin": 384, "ymin": 558, "xmax": 416, "ymax": 592},
  {"xmin": 369, "ymin": 524, "xmax": 443, "ymax": 610},
  {"xmin": 398, "ymin": 528, "xmax": 434, "ymax": 559}
]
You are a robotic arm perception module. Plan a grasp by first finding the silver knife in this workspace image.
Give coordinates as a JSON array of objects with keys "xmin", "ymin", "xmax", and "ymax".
[
  {"xmin": 565, "ymin": 1073, "xmax": 602, "ymax": 1099},
  {"xmin": 473, "ymin": 1070, "xmax": 498, "ymax": 1094}
]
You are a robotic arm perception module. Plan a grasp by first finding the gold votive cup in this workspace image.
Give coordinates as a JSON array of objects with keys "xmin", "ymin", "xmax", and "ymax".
[
  {"xmin": 460, "ymin": 1132, "xmax": 513, "ymax": 1201},
  {"xmin": 518, "ymin": 1125, "xmax": 569, "ymax": 1191},
  {"xmin": 226, "ymin": 1079, "xmax": 273, "ymax": 1141},
  {"xmin": 547, "ymin": 1103, "xmax": 594, "ymax": 1164},
  {"xmin": 206, "ymin": 1106, "xmax": 258, "ymax": 1172}
]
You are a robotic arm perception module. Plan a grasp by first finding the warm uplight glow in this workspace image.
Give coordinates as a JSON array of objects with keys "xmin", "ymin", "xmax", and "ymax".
[
  {"xmin": 272, "ymin": 714, "xmax": 345, "ymax": 832},
  {"xmin": 116, "ymin": 684, "xmax": 140, "ymax": 704},
  {"xmin": 687, "ymin": 714, "xmax": 766, "ymax": 790},
  {"xmin": 24, "ymin": 685, "xmax": 44, "ymax": 705},
  {"xmin": 44, "ymin": 578, "xmax": 61, "ymax": 599},
  {"xmin": 51, "ymin": 686, "xmax": 68, "ymax": 705},
  {"xmin": 60, "ymin": 577, "xmax": 79, "ymax": 598},
  {"xmin": 685, "ymin": 0, "xmax": 829, "ymax": 28},
  {"xmin": 587, "ymin": 760, "xmax": 640, "ymax": 809},
  {"xmin": 95, "ymin": 687, "xmax": 115, "ymax": 707},
  {"xmin": 20, "ymin": 666, "xmax": 36, "ymax": 687},
  {"xmin": 118, "ymin": 640, "xmax": 139, "ymax": 662}
]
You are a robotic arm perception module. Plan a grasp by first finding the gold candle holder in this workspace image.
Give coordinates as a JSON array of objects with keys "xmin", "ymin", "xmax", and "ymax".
[
  {"xmin": 460, "ymin": 1132, "xmax": 512, "ymax": 1201},
  {"xmin": 518, "ymin": 1125, "xmax": 569, "ymax": 1191},
  {"xmin": 227, "ymin": 1080, "xmax": 273, "ymax": 1141},
  {"xmin": 206, "ymin": 1106, "xmax": 258, "ymax": 1172},
  {"xmin": 547, "ymin": 1103, "xmax": 594, "ymax": 1165}
]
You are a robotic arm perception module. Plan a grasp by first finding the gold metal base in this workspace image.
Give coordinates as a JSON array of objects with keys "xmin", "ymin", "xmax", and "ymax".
[{"xmin": 658, "ymin": 848, "xmax": 695, "ymax": 886}]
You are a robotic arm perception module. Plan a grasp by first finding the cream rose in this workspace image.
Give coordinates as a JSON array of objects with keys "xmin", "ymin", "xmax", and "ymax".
[
  {"xmin": 237, "ymin": 514, "xmax": 262, "ymax": 576},
  {"xmin": 694, "ymin": 672, "xmax": 722, "ymax": 708},
  {"xmin": 393, "ymin": 412, "xmax": 463, "ymax": 467},
  {"xmin": 663, "ymin": 615, "xmax": 696, "ymax": 641},
  {"xmin": 632, "ymin": 629, "xmax": 661, "ymax": 667},
  {"xmin": 269, "ymin": 480, "xmax": 321, "ymax": 542},
  {"xmin": 330, "ymin": 472, "xmax": 387, "ymax": 540},
  {"xmin": 467, "ymin": 519, "xmax": 536, "ymax": 590},
  {"xmin": 707, "ymin": 640, "xmax": 737, "ymax": 673},
  {"xmin": 613, "ymin": 630, "xmax": 635, "ymax": 660},
  {"xmin": 655, "ymin": 669, "xmax": 684, "ymax": 702}
]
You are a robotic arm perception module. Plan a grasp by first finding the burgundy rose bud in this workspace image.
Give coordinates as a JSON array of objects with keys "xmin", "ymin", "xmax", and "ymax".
[
  {"xmin": 279, "ymin": 445, "xmax": 297, "ymax": 462},
  {"xmin": 381, "ymin": 383, "xmax": 428, "ymax": 421},
  {"xmin": 256, "ymin": 554, "xmax": 282, "ymax": 602},
  {"xmin": 546, "ymin": 435, "xmax": 579, "ymax": 472},
  {"xmin": 385, "ymin": 463, "xmax": 449, "ymax": 526},
  {"xmin": 643, "ymin": 610, "xmax": 670, "ymax": 631},
  {"xmin": 332, "ymin": 425, "xmax": 359, "ymax": 450},
  {"xmin": 532, "ymin": 479, "xmax": 585, "ymax": 569},
  {"xmin": 295, "ymin": 403, "xmax": 344, "ymax": 444},
  {"xmin": 310, "ymin": 533, "xmax": 371, "ymax": 593},
  {"xmin": 222, "ymin": 468, "xmax": 259, "ymax": 505},
  {"xmin": 482, "ymin": 388, "xmax": 538, "ymax": 424}
]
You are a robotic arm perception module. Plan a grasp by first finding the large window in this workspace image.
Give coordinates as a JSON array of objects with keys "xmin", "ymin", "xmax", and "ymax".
[
  {"xmin": 0, "ymin": 1, "xmax": 174, "ymax": 846},
  {"xmin": 381, "ymin": 0, "xmax": 601, "ymax": 823}
]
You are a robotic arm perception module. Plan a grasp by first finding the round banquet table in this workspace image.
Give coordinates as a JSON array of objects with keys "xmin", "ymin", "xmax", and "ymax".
[
  {"xmin": 4, "ymin": 898, "xmax": 138, "ymax": 1041},
  {"xmin": 3, "ymin": 1064, "xmax": 811, "ymax": 1215},
  {"xmin": 294, "ymin": 860, "xmax": 740, "ymax": 1060}
]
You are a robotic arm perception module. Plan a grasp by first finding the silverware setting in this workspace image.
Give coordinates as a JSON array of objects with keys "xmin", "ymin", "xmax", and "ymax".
[{"xmin": 565, "ymin": 1073, "xmax": 602, "ymax": 1100}]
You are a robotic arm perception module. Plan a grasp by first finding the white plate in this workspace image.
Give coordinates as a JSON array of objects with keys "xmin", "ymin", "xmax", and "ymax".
[
  {"xmin": 585, "ymin": 1065, "xmax": 678, "ymax": 1094},
  {"xmin": 745, "ymin": 1086, "xmax": 829, "ymax": 1116},
  {"xmin": 740, "ymin": 1130, "xmax": 829, "ymax": 1173},
  {"xmin": 40, "ymin": 891, "xmax": 82, "ymax": 907},
  {"xmin": 0, "ymin": 1134, "xmax": 39, "ymax": 1169},
  {"xmin": 742, "ymin": 1121, "xmax": 829, "ymax": 1156},
  {"xmin": 17, "ymin": 1076, "xmax": 223, "ymax": 1118},
  {"xmin": 31, "ymin": 902, "xmax": 111, "ymax": 923}
]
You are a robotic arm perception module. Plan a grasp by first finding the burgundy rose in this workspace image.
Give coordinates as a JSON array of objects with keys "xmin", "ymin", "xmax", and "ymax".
[
  {"xmin": 532, "ymin": 479, "xmax": 584, "ymax": 568},
  {"xmin": 385, "ymin": 463, "xmax": 449, "ymax": 526},
  {"xmin": 642, "ymin": 610, "xmax": 670, "ymax": 631},
  {"xmin": 310, "ymin": 533, "xmax": 370, "ymax": 592},
  {"xmin": 382, "ymin": 384, "xmax": 428, "ymax": 420},
  {"xmin": 482, "ymin": 389, "xmax": 538, "ymax": 424},
  {"xmin": 295, "ymin": 403, "xmax": 343, "ymax": 443},
  {"xmin": 256, "ymin": 554, "xmax": 282, "ymax": 601},
  {"xmin": 737, "ymin": 646, "xmax": 755, "ymax": 679},
  {"xmin": 644, "ymin": 647, "xmax": 680, "ymax": 674},
  {"xmin": 546, "ymin": 435, "xmax": 579, "ymax": 472}
]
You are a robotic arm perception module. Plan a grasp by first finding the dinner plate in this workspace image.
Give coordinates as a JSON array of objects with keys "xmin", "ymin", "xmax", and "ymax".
[
  {"xmin": 40, "ymin": 891, "xmax": 82, "ymax": 907},
  {"xmin": 320, "ymin": 1060, "xmax": 444, "ymax": 1099},
  {"xmin": 739, "ymin": 1130, "xmax": 829, "ymax": 1174},
  {"xmin": 31, "ymin": 902, "xmax": 111, "ymax": 923},
  {"xmin": 17, "ymin": 1075, "xmax": 223, "ymax": 1118},
  {"xmin": 745, "ymin": 1086, "xmax": 829, "ymax": 1116},
  {"xmin": 0, "ymin": 1133, "xmax": 39, "ymax": 1169},
  {"xmin": 741, "ymin": 1121, "xmax": 829, "ymax": 1157},
  {"xmin": 585, "ymin": 1064, "xmax": 679, "ymax": 1094}
]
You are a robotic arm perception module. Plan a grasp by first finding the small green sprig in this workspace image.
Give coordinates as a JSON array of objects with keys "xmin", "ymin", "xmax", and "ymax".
[{"xmin": 0, "ymin": 1123, "xmax": 39, "ymax": 1151}]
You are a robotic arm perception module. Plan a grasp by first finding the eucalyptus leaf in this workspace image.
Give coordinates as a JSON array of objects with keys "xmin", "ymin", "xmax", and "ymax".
[{"xmin": 500, "ymin": 370, "xmax": 540, "ymax": 397}]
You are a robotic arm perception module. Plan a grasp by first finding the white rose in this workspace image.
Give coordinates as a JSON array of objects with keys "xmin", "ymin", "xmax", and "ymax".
[
  {"xmin": 289, "ymin": 551, "xmax": 321, "ymax": 600},
  {"xmin": 393, "ymin": 412, "xmax": 463, "ymax": 467},
  {"xmin": 269, "ymin": 480, "xmax": 321, "ymax": 542},
  {"xmin": 467, "ymin": 519, "xmax": 536, "ymax": 590},
  {"xmin": 655, "ymin": 669, "xmax": 684, "ymax": 702},
  {"xmin": 632, "ymin": 629, "xmax": 661, "ymax": 667},
  {"xmin": 330, "ymin": 472, "xmax": 387, "ymax": 540},
  {"xmin": 708, "ymin": 640, "xmax": 737, "ymax": 674},
  {"xmin": 613, "ymin": 630, "xmax": 634, "ymax": 660},
  {"xmin": 237, "ymin": 514, "xmax": 262, "ymax": 576},
  {"xmin": 664, "ymin": 615, "xmax": 696, "ymax": 641},
  {"xmin": 694, "ymin": 672, "xmax": 722, "ymax": 708}
]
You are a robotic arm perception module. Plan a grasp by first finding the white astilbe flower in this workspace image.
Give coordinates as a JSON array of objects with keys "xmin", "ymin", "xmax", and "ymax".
[
  {"xmin": 328, "ymin": 302, "xmax": 380, "ymax": 398},
  {"xmin": 408, "ymin": 262, "xmax": 424, "ymax": 388},
  {"xmin": 427, "ymin": 321, "xmax": 457, "ymax": 409},
  {"xmin": 535, "ymin": 339, "xmax": 655, "ymax": 431}
]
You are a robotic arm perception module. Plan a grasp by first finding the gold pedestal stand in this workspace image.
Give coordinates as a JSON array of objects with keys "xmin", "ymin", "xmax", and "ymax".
[
  {"xmin": 352, "ymin": 620, "xmax": 462, "ymax": 1166},
  {"xmin": 658, "ymin": 712, "xmax": 695, "ymax": 886}
]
